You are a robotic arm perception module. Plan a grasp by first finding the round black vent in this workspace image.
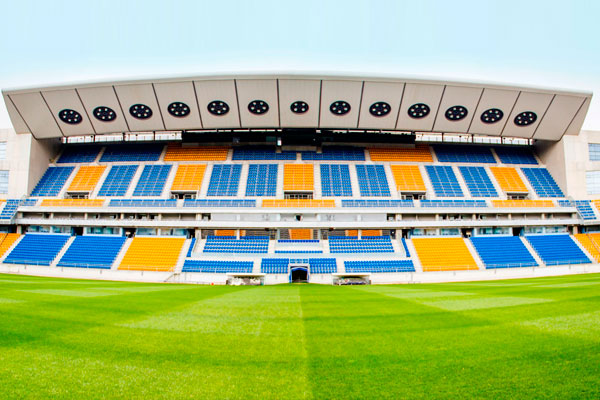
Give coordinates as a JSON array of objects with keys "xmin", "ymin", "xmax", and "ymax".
[
  {"xmin": 167, "ymin": 102, "xmax": 190, "ymax": 118},
  {"xmin": 207, "ymin": 101, "xmax": 230, "ymax": 116},
  {"xmin": 514, "ymin": 111, "xmax": 537, "ymax": 126},
  {"xmin": 445, "ymin": 105, "xmax": 468, "ymax": 121},
  {"xmin": 129, "ymin": 104, "xmax": 153, "ymax": 119},
  {"xmin": 290, "ymin": 101, "xmax": 309, "ymax": 114},
  {"xmin": 407, "ymin": 103, "xmax": 430, "ymax": 119},
  {"xmin": 93, "ymin": 106, "xmax": 116, "ymax": 122},
  {"xmin": 480, "ymin": 108, "xmax": 503, "ymax": 124},
  {"xmin": 58, "ymin": 109, "xmax": 83, "ymax": 124},
  {"xmin": 369, "ymin": 102, "xmax": 391, "ymax": 117},
  {"xmin": 330, "ymin": 101, "xmax": 351, "ymax": 115},
  {"xmin": 248, "ymin": 100, "xmax": 269, "ymax": 115}
]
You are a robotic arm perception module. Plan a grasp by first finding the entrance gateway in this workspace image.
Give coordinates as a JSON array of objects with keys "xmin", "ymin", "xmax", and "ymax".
[{"xmin": 289, "ymin": 259, "xmax": 309, "ymax": 282}]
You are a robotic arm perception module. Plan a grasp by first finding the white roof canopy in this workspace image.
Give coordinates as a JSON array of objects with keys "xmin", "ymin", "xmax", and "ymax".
[{"xmin": 2, "ymin": 74, "xmax": 592, "ymax": 141}]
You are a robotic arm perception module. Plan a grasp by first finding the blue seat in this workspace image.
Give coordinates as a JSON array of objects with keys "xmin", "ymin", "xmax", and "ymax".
[
  {"xmin": 425, "ymin": 166, "xmax": 464, "ymax": 197},
  {"xmin": 341, "ymin": 199, "xmax": 414, "ymax": 208},
  {"xmin": 355, "ymin": 165, "xmax": 390, "ymax": 197},
  {"xmin": 420, "ymin": 199, "xmax": 487, "ymax": 207},
  {"xmin": 233, "ymin": 147, "xmax": 297, "ymax": 160},
  {"xmin": 57, "ymin": 146, "xmax": 101, "ymax": 163},
  {"xmin": 471, "ymin": 236, "xmax": 537, "ymax": 269},
  {"xmin": 246, "ymin": 164, "xmax": 278, "ymax": 196},
  {"xmin": 309, "ymin": 258, "xmax": 337, "ymax": 274},
  {"xmin": 99, "ymin": 144, "xmax": 163, "ymax": 162},
  {"xmin": 58, "ymin": 235, "xmax": 126, "ymax": 269},
  {"xmin": 132, "ymin": 165, "xmax": 172, "ymax": 196},
  {"xmin": 31, "ymin": 167, "xmax": 74, "ymax": 196},
  {"xmin": 203, "ymin": 236, "xmax": 269, "ymax": 254},
  {"xmin": 459, "ymin": 166, "xmax": 498, "ymax": 197},
  {"xmin": 329, "ymin": 236, "xmax": 394, "ymax": 253},
  {"xmin": 261, "ymin": 258, "xmax": 289, "ymax": 274},
  {"xmin": 344, "ymin": 260, "xmax": 415, "ymax": 273},
  {"xmin": 97, "ymin": 165, "xmax": 139, "ymax": 197},
  {"xmin": 109, "ymin": 199, "xmax": 177, "ymax": 207},
  {"xmin": 526, "ymin": 234, "xmax": 590, "ymax": 265},
  {"xmin": 182, "ymin": 260, "xmax": 253, "ymax": 273},
  {"xmin": 321, "ymin": 164, "xmax": 353, "ymax": 196},
  {"xmin": 183, "ymin": 199, "xmax": 256, "ymax": 208},
  {"xmin": 521, "ymin": 168, "xmax": 564, "ymax": 198},
  {"xmin": 302, "ymin": 147, "xmax": 365, "ymax": 161},
  {"xmin": 433, "ymin": 145, "xmax": 496, "ymax": 163},
  {"xmin": 207, "ymin": 165, "xmax": 242, "ymax": 196},
  {"xmin": 494, "ymin": 146, "xmax": 538, "ymax": 164},
  {"xmin": 558, "ymin": 200, "xmax": 596, "ymax": 220},
  {"xmin": 5, "ymin": 234, "xmax": 71, "ymax": 266}
]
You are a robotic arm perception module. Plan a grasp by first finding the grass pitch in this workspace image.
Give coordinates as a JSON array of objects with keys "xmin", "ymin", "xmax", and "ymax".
[{"xmin": 1, "ymin": 274, "xmax": 600, "ymax": 399}]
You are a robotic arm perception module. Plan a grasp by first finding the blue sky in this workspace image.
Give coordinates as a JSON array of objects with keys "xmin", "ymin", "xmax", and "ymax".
[{"xmin": 1, "ymin": 0, "xmax": 599, "ymax": 129}]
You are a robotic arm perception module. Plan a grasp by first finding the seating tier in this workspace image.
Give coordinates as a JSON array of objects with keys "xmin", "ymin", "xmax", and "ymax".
[
  {"xmin": 412, "ymin": 237, "xmax": 478, "ymax": 271},
  {"xmin": 526, "ymin": 234, "xmax": 590, "ymax": 265},
  {"xmin": 470, "ymin": 236, "xmax": 537, "ymax": 269},
  {"xmin": 320, "ymin": 164, "xmax": 352, "ymax": 196},
  {"xmin": 4, "ymin": 234, "xmax": 70, "ymax": 266},
  {"xmin": 58, "ymin": 235, "xmax": 126, "ymax": 269},
  {"xmin": 119, "ymin": 237, "xmax": 185, "ymax": 271}
]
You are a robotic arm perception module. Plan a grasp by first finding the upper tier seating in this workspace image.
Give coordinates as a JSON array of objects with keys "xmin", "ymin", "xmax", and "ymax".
[
  {"xmin": 302, "ymin": 147, "xmax": 365, "ymax": 161},
  {"xmin": 261, "ymin": 258, "xmax": 289, "ymax": 274},
  {"xmin": 558, "ymin": 200, "xmax": 596, "ymax": 220},
  {"xmin": 356, "ymin": 165, "xmax": 391, "ymax": 197},
  {"xmin": 329, "ymin": 236, "xmax": 394, "ymax": 253},
  {"xmin": 263, "ymin": 199, "xmax": 336, "ymax": 208},
  {"xmin": 57, "ymin": 146, "xmax": 101, "ymax": 163},
  {"xmin": 0, "ymin": 233, "xmax": 21, "ymax": 257},
  {"xmin": 187, "ymin": 238, "xmax": 197, "ymax": 257},
  {"xmin": 574, "ymin": 233, "xmax": 600, "ymax": 262},
  {"xmin": 119, "ymin": 237, "xmax": 185, "ymax": 271},
  {"xmin": 342, "ymin": 199, "xmax": 414, "ymax": 208},
  {"xmin": 492, "ymin": 200, "xmax": 554, "ymax": 208},
  {"xmin": 109, "ymin": 199, "xmax": 176, "ymax": 207},
  {"xmin": 4, "ymin": 234, "xmax": 70, "ymax": 266},
  {"xmin": 433, "ymin": 145, "xmax": 496, "ymax": 163},
  {"xmin": 41, "ymin": 199, "xmax": 105, "ymax": 207},
  {"xmin": 494, "ymin": 146, "xmax": 538, "ymax": 165},
  {"xmin": 67, "ymin": 166, "xmax": 106, "ymax": 192},
  {"xmin": 470, "ymin": 236, "xmax": 537, "ymax": 268},
  {"xmin": 183, "ymin": 199, "xmax": 256, "ymax": 207},
  {"xmin": 526, "ymin": 234, "xmax": 590, "ymax": 265},
  {"xmin": 489, "ymin": 167, "xmax": 528, "ymax": 193},
  {"xmin": 233, "ymin": 146, "xmax": 296, "ymax": 160},
  {"xmin": 425, "ymin": 165, "xmax": 464, "ymax": 197},
  {"xmin": 132, "ymin": 165, "xmax": 172, "ymax": 196},
  {"xmin": 203, "ymin": 236, "xmax": 269, "ymax": 254},
  {"xmin": 207, "ymin": 164, "xmax": 242, "ymax": 196},
  {"xmin": 420, "ymin": 200, "xmax": 486, "ymax": 207},
  {"xmin": 309, "ymin": 258, "xmax": 337, "ymax": 273},
  {"xmin": 100, "ymin": 144, "xmax": 163, "ymax": 162},
  {"xmin": 369, "ymin": 145, "xmax": 432, "ymax": 162},
  {"xmin": 170, "ymin": 164, "xmax": 206, "ymax": 192},
  {"xmin": 521, "ymin": 168, "xmax": 564, "ymax": 198},
  {"xmin": 97, "ymin": 165, "xmax": 138, "ymax": 197},
  {"xmin": 164, "ymin": 144, "xmax": 228, "ymax": 161},
  {"xmin": 412, "ymin": 237, "xmax": 478, "ymax": 271},
  {"xmin": 31, "ymin": 166, "xmax": 74, "ymax": 196},
  {"xmin": 320, "ymin": 164, "xmax": 352, "ymax": 196},
  {"xmin": 182, "ymin": 260, "xmax": 253, "ymax": 273},
  {"xmin": 459, "ymin": 166, "xmax": 498, "ymax": 197},
  {"xmin": 0, "ymin": 200, "xmax": 21, "ymax": 220},
  {"xmin": 246, "ymin": 164, "xmax": 278, "ymax": 196},
  {"xmin": 345, "ymin": 260, "xmax": 415, "ymax": 273},
  {"xmin": 390, "ymin": 165, "xmax": 426, "ymax": 192},
  {"xmin": 57, "ymin": 235, "xmax": 126, "ymax": 269},
  {"xmin": 283, "ymin": 164, "xmax": 314, "ymax": 191},
  {"xmin": 288, "ymin": 229, "xmax": 312, "ymax": 240}
]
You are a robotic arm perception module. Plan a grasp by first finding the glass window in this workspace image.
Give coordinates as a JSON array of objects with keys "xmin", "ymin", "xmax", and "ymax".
[
  {"xmin": 0, "ymin": 170, "xmax": 8, "ymax": 194},
  {"xmin": 0, "ymin": 142, "xmax": 6, "ymax": 160},
  {"xmin": 586, "ymin": 171, "xmax": 600, "ymax": 194},
  {"xmin": 589, "ymin": 144, "xmax": 600, "ymax": 161}
]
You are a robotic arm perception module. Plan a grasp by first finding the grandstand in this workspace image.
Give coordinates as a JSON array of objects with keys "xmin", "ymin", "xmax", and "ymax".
[{"xmin": 0, "ymin": 73, "xmax": 598, "ymax": 284}]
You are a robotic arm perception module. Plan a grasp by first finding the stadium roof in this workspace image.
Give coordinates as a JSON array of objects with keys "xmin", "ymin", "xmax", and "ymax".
[{"xmin": 2, "ymin": 74, "xmax": 592, "ymax": 141}]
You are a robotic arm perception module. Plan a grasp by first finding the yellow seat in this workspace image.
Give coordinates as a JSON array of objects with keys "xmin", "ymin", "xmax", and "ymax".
[
  {"xmin": 369, "ymin": 145, "xmax": 433, "ymax": 162},
  {"xmin": 490, "ymin": 167, "xmax": 528, "ymax": 193},
  {"xmin": 574, "ymin": 233, "xmax": 600, "ymax": 262},
  {"xmin": 68, "ymin": 166, "xmax": 106, "ymax": 192},
  {"xmin": 215, "ymin": 230, "xmax": 236, "ymax": 237},
  {"xmin": 41, "ymin": 199, "xmax": 105, "ymax": 207},
  {"xmin": 289, "ymin": 229, "xmax": 312, "ymax": 240},
  {"xmin": 170, "ymin": 164, "xmax": 206, "ymax": 191},
  {"xmin": 412, "ymin": 237, "xmax": 478, "ymax": 271},
  {"xmin": 361, "ymin": 230, "xmax": 382, "ymax": 237},
  {"xmin": 492, "ymin": 200, "xmax": 554, "ymax": 208},
  {"xmin": 119, "ymin": 237, "xmax": 185, "ymax": 272},
  {"xmin": 164, "ymin": 144, "xmax": 229, "ymax": 161},
  {"xmin": 0, "ymin": 233, "xmax": 20, "ymax": 257},
  {"xmin": 262, "ymin": 199, "xmax": 335, "ymax": 208},
  {"xmin": 390, "ymin": 165, "xmax": 426, "ymax": 191},
  {"xmin": 283, "ymin": 164, "xmax": 314, "ymax": 191}
]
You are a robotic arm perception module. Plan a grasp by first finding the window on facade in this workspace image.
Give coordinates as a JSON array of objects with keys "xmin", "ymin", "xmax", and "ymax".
[
  {"xmin": 586, "ymin": 171, "xmax": 600, "ymax": 194},
  {"xmin": 0, "ymin": 142, "xmax": 6, "ymax": 160},
  {"xmin": 0, "ymin": 170, "xmax": 8, "ymax": 194},
  {"xmin": 589, "ymin": 144, "xmax": 600, "ymax": 161}
]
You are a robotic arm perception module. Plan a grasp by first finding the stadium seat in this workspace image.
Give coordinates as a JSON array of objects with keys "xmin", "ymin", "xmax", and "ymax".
[
  {"xmin": 100, "ymin": 144, "xmax": 163, "ymax": 162},
  {"xmin": 97, "ymin": 165, "xmax": 139, "ymax": 197},
  {"xmin": 420, "ymin": 200, "xmax": 486, "ymax": 208},
  {"xmin": 164, "ymin": 143, "xmax": 228, "ymax": 161},
  {"xmin": 207, "ymin": 164, "xmax": 242, "ymax": 196},
  {"xmin": 182, "ymin": 260, "xmax": 253, "ymax": 273},
  {"xmin": 433, "ymin": 145, "xmax": 496, "ymax": 163},
  {"xmin": 492, "ymin": 200, "xmax": 554, "ymax": 208},
  {"xmin": 309, "ymin": 258, "xmax": 337, "ymax": 274},
  {"xmin": 494, "ymin": 146, "xmax": 538, "ymax": 165},
  {"xmin": 262, "ymin": 199, "xmax": 335, "ymax": 208},
  {"xmin": 233, "ymin": 146, "xmax": 296, "ymax": 160},
  {"xmin": 329, "ymin": 236, "xmax": 394, "ymax": 253},
  {"xmin": 341, "ymin": 199, "xmax": 414, "ymax": 208},
  {"xmin": 574, "ymin": 233, "xmax": 600, "ymax": 262},
  {"xmin": 109, "ymin": 199, "xmax": 176, "ymax": 207},
  {"xmin": 302, "ymin": 147, "xmax": 365, "ymax": 161},
  {"xmin": 283, "ymin": 164, "xmax": 314, "ymax": 191},
  {"xmin": 470, "ymin": 236, "xmax": 537, "ymax": 268},
  {"xmin": 57, "ymin": 146, "xmax": 101, "ymax": 163},
  {"xmin": 369, "ymin": 145, "xmax": 432, "ymax": 162},
  {"xmin": 412, "ymin": 237, "xmax": 478, "ymax": 271},
  {"xmin": 0, "ymin": 233, "xmax": 20, "ymax": 257},
  {"xmin": 459, "ymin": 166, "xmax": 498, "ymax": 197},
  {"xmin": 261, "ymin": 258, "xmax": 289, "ymax": 274},
  {"xmin": 119, "ymin": 237, "xmax": 185, "ymax": 271},
  {"xmin": 31, "ymin": 167, "xmax": 74, "ymax": 197},
  {"xmin": 183, "ymin": 199, "xmax": 256, "ymax": 207},
  {"xmin": 170, "ymin": 164, "xmax": 206, "ymax": 192},
  {"xmin": 345, "ymin": 260, "xmax": 415, "ymax": 273},
  {"xmin": 525, "ymin": 234, "xmax": 590, "ymax": 265},
  {"xmin": 246, "ymin": 164, "xmax": 278, "ymax": 196},
  {"xmin": 425, "ymin": 166, "xmax": 464, "ymax": 197},
  {"xmin": 489, "ymin": 167, "xmax": 528, "ymax": 193},
  {"xmin": 320, "ymin": 164, "xmax": 352, "ymax": 196},
  {"xmin": 203, "ymin": 235, "xmax": 269, "ymax": 254},
  {"xmin": 521, "ymin": 168, "xmax": 564, "ymax": 198},
  {"xmin": 67, "ymin": 166, "xmax": 106, "ymax": 193},
  {"xmin": 355, "ymin": 165, "xmax": 391, "ymax": 197},
  {"xmin": 390, "ymin": 165, "xmax": 426, "ymax": 192},
  {"xmin": 558, "ymin": 200, "xmax": 596, "ymax": 220},
  {"xmin": 4, "ymin": 234, "xmax": 70, "ymax": 266},
  {"xmin": 58, "ymin": 235, "xmax": 126, "ymax": 269},
  {"xmin": 133, "ymin": 165, "xmax": 172, "ymax": 196},
  {"xmin": 41, "ymin": 199, "xmax": 105, "ymax": 207}
]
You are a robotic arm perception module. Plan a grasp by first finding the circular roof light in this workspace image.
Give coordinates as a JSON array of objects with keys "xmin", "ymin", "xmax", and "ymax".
[
  {"xmin": 445, "ymin": 105, "xmax": 468, "ymax": 121},
  {"xmin": 407, "ymin": 103, "xmax": 430, "ymax": 119},
  {"xmin": 514, "ymin": 111, "xmax": 537, "ymax": 126},
  {"xmin": 330, "ymin": 101, "xmax": 351, "ymax": 115},
  {"xmin": 248, "ymin": 100, "xmax": 269, "ymax": 115},
  {"xmin": 93, "ymin": 106, "xmax": 117, "ymax": 122},
  {"xmin": 290, "ymin": 101, "xmax": 309, "ymax": 114},
  {"xmin": 167, "ymin": 102, "xmax": 190, "ymax": 118},
  {"xmin": 480, "ymin": 108, "xmax": 504, "ymax": 124},
  {"xmin": 369, "ymin": 102, "xmax": 391, "ymax": 117},
  {"xmin": 129, "ymin": 104, "xmax": 153, "ymax": 119},
  {"xmin": 207, "ymin": 100, "xmax": 230, "ymax": 116},
  {"xmin": 58, "ymin": 109, "xmax": 83, "ymax": 125}
]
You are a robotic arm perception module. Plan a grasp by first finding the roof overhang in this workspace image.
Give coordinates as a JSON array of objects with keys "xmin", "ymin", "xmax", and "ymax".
[{"xmin": 2, "ymin": 73, "xmax": 592, "ymax": 141}]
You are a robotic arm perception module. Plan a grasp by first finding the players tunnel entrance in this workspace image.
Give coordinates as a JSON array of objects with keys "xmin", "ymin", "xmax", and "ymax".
[{"xmin": 290, "ymin": 267, "xmax": 308, "ymax": 283}]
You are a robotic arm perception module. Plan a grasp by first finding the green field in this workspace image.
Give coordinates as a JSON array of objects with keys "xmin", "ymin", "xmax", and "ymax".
[{"xmin": 1, "ymin": 273, "xmax": 600, "ymax": 399}]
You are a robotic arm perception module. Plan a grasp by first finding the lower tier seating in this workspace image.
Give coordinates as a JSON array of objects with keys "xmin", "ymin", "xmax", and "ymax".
[
  {"xmin": 0, "ymin": 233, "xmax": 20, "ymax": 257},
  {"xmin": 329, "ymin": 236, "xmax": 394, "ymax": 253},
  {"xmin": 412, "ymin": 237, "xmax": 478, "ymax": 271},
  {"xmin": 182, "ymin": 260, "xmax": 253, "ymax": 273},
  {"xmin": 574, "ymin": 233, "xmax": 600, "ymax": 262},
  {"xmin": 526, "ymin": 234, "xmax": 590, "ymax": 265},
  {"xmin": 119, "ymin": 237, "xmax": 185, "ymax": 271},
  {"xmin": 470, "ymin": 236, "xmax": 537, "ymax": 269},
  {"xmin": 261, "ymin": 258, "xmax": 289, "ymax": 274},
  {"xmin": 58, "ymin": 235, "xmax": 126, "ymax": 269},
  {"xmin": 4, "ymin": 234, "xmax": 70, "ymax": 266},
  {"xmin": 309, "ymin": 258, "xmax": 337, "ymax": 274},
  {"xmin": 344, "ymin": 260, "xmax": 415, "ymax": 273}
]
